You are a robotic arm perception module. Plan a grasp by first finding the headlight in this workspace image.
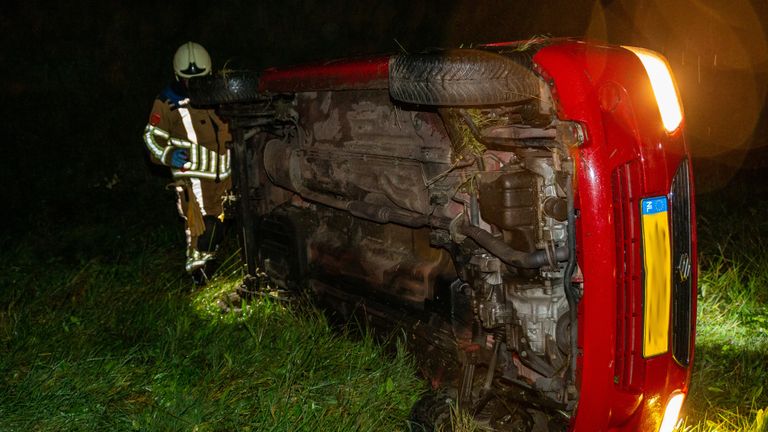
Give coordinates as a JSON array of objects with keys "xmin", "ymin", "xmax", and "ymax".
[
  {"xmin": 623, "ymin": 46, "xmax": 684, "ymax": 133},
  {"xmin": 658, "ymin": 392, "xmax": 686, "ymax": 432}
]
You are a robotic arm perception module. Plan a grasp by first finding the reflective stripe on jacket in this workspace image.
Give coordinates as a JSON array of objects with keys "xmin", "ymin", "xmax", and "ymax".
[{"xmin": 143, "ymin": 86, "xmax": 231, "ymax": 180}]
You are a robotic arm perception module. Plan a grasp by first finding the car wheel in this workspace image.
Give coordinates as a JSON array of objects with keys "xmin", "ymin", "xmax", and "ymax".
[
  {"xmin": 389, "ymin": 49, "xmax": 540, "ymax": 106},
  {"xmin": 409, "ymin": 390, "xmax": 454, "ymax": 431},
  {"xmin": 188, "ymin": 70, "xmax": 261, "ymax": 105}
]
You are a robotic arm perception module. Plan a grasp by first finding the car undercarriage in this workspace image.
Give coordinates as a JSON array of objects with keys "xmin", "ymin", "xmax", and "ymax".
[{"xmin": 189, "ymin": 40, "xmax": 697, "ymax": 431}]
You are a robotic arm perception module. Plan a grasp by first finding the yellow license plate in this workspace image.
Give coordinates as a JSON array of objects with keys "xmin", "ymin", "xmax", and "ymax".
[{"xmin": 641, "ymin": 196, "xmax": 671, "ymax": 358}]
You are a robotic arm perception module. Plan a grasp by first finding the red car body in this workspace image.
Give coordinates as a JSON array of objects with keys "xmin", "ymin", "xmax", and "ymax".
[
  {"xmin": 533, "ymin": 41, "xmax": 697, "ymax": 431},
  {"xmin": 198, "ymin": 39, "xmax": 697, "ymax": 431}
]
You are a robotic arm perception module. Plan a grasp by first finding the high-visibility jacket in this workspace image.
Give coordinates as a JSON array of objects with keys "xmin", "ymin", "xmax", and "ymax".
[{"xmin": 143, "ymin": 82, "xmax": 231, "ymax": 181}]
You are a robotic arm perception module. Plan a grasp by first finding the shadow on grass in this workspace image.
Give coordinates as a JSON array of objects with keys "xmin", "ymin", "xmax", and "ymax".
[
  {"xmin": 0, "ymin": 218, "xmax": 423, "ymax": 432},
  {"xmin": 682, "ymin": 171, "xmax": 768, "ymax": 432}
]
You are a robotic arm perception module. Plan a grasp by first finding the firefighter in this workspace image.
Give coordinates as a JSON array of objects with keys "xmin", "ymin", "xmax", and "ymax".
[{"xmin": 143, "ymin": 41, "xmax": 231, "ymax": 285}]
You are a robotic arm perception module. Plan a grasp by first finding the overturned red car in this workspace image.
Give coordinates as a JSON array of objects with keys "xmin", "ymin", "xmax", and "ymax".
[{"xmin": 190, "ymin": 38, "xmax": 697, "ymax": 431}]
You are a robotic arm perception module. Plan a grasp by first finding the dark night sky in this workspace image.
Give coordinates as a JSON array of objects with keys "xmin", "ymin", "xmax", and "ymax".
[{"xmin": 2, "ymin": 0, "xmax": 767, "ymax": 234}]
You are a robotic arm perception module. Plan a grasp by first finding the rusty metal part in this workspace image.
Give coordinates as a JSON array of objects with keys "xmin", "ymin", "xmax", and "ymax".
[
  {"xmin": 483, "ymin": 338, "xmax": 502, "ymax": 393},
  {"xmin": 479, "ymin": 121, "xmax": 586, "ymax": 149},
  {"xmin": 459, "ymin": 346, "xmax": 479, "ymax": 406},
  {"xmin": 262, "ymin": 137, "xmax": 453, "ymax": 230},
  {"xmin": 459, "ymin": 223, "xmax": 569, "ymax": 269},
  {"xmin": 482, "ymin": 125, "xmax": 558, "ymax": 140},
  {"xmin": 263, "ymin": 89, "xmax": 459, "ymax": 216}
]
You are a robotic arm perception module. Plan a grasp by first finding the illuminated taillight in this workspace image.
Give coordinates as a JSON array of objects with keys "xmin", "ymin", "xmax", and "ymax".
[
  {"xmin": 658, "ymin": 392, "xmax": 685, "ymax": 432},
  {"xmin": 623, "ymin": 46, "xmax": 684, "ymax": 133}
]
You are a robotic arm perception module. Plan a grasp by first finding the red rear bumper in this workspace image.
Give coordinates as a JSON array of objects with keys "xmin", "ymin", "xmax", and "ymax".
[{"xmin": 534, "ymin": 41, "xmax": 697, "ymax": 431}]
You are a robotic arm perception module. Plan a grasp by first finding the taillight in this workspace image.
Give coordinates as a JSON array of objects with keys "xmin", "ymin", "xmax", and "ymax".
[
  {"xmin": 623, "ymin": 46, "xmax": 684, "ymax": 133},
  {"xmin": 658, "ymin": 392, "xmax": 686, "ymax": 432}
]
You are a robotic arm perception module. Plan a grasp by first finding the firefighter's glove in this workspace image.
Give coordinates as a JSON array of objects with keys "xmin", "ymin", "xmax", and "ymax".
[{"xmin": 170, "ymin": 149, "xmax": 189, "ymax": 169}]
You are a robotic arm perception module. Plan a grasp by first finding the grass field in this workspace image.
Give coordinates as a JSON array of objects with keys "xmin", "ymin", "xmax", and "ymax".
[
  {"xmin": 0, "ymin": 224, "xmax": 423, "ymax": 431},
  {"xmin": 678, "ymin": 170, "xmax": 768, "ymax": 432},
  {"xmin": 1, "ymin": 171, "xmax": 767, "ymax": 431}
]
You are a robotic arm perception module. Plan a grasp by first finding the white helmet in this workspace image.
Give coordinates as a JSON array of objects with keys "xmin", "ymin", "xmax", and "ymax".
[{"xmin": 173, "ymin": 41, "xmax": 212, "ymax": 79}]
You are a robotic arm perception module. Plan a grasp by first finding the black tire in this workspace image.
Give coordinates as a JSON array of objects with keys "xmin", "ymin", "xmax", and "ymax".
[
  {"xmin": 188, "ymin": 70, "xmax": 262, "ymax": 105},
  {"xmin": 389, "ymin": 49, "xmax": 540, "ymax": 106},
  {"xmin": 409, "ymin": 391, "xmax": 454, "ymax": 432}
]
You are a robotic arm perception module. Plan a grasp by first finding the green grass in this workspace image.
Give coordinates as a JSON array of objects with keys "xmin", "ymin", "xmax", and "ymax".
[
  {"xmin": 0, "ymin": 219, "xmax": 424, "ymax": 431},
  {"xmin": 3, "ymin": 171, "xmax": 768, "ymax": 431},
  {"xmin": 676, "ymin": 173, "xmax": 768, "ymax": 432}
]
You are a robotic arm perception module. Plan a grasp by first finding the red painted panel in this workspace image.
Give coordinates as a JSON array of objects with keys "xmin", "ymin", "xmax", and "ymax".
[
  {"xmin": 534, "ymin": 40, "xmax": 696, "ymax": 431},
  {"xmin": 259, "ymin": 56, "xmax": 390, "ymax": 93}
]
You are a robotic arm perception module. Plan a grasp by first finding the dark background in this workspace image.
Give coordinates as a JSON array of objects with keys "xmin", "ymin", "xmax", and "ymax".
[{"xmin": 2, "ymin": 0, "xmax": 767, "ymax": 236}]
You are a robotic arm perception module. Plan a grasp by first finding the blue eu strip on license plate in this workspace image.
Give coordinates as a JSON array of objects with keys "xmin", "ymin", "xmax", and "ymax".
[{"xmin": 641, "ymin": 196, "xmax": 671, "ymax": 358}]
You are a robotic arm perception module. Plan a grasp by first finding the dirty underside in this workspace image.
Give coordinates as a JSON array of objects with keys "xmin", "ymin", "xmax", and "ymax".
[{"xmin": 226, "ymin": 55, "xmax": 578, "ymax": 430}]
